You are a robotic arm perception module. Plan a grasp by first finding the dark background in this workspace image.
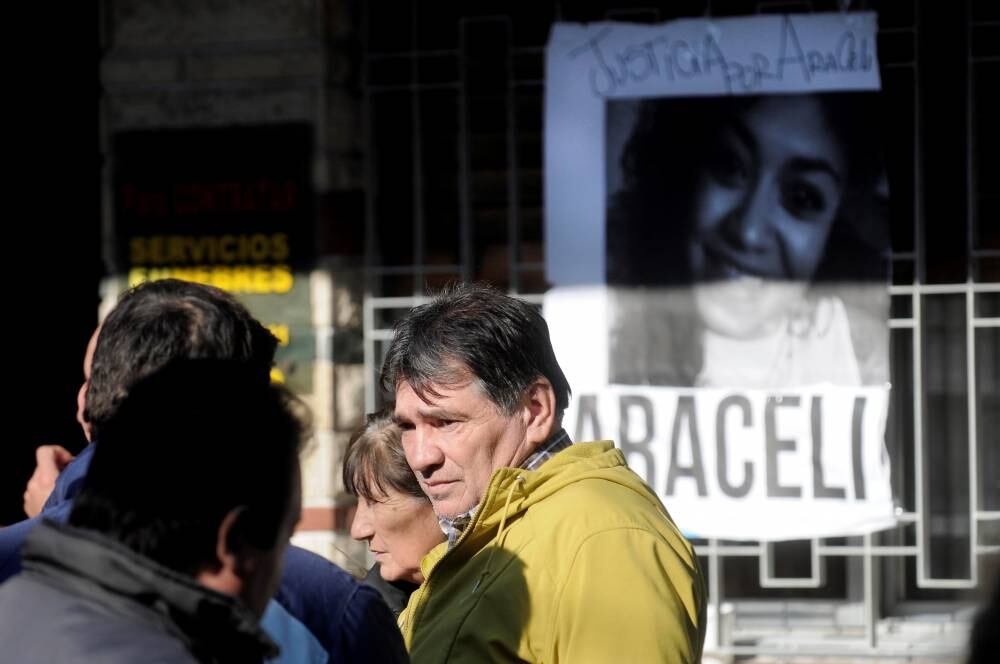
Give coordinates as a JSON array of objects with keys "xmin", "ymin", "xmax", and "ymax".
[{"xmin": 2, "ymin": 4, "xmax": 100, "ymax": 526}]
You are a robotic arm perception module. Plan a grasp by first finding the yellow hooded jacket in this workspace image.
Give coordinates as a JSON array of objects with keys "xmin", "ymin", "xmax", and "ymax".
[{"xmin": 400, "ymin": 441, "xmax": 706, "ymax": 663}]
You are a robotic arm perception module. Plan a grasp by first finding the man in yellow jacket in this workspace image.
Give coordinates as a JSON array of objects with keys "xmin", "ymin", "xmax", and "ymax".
[{"xmin": 383, "ymin": 283, "xmax": 706, "ymax": 663}]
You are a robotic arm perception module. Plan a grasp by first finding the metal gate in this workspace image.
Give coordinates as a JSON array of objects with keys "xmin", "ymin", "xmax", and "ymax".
[{"xmin": 361, "ymin": 1, "xmax": 999, "ymax": 659}]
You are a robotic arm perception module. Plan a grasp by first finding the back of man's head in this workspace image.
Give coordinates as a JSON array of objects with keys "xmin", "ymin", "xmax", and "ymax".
[
  {"xmin": 69, "ymin": 359, "xmax": 306, "ymax": 584},
  {"xmin": 380, "ymin": 282, "xmax": 571, "ymax": 417},
  {"xmin": 85, "ymin": 279, "xmax": 278, "ymax": 437}
]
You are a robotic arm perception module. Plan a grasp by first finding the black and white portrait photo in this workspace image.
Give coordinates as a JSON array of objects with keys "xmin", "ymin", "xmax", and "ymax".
[{"xmin": 606, "ymin": 92, "xmax": 890, "ymax": 388}]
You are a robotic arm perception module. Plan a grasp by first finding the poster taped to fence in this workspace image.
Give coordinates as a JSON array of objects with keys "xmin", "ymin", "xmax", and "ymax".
[{"xmin": 543, "ymin": 12, "xmax": 897, "ymax": 540}]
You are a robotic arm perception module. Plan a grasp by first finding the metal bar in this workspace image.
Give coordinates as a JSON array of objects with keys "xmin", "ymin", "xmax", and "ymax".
[
  {"xmin": 912, "ymin": 578, "xmax": 978, "ymax": 589},
  {"xmin": 695, "ymin": 545, "xmax": 774, "ymax": 556},
  {"xmin": 965, "ymin": 0, "xmax": 981, "ymax": 587},
  {"xmin": 367, "ymin": 83, "xmax": 461, "ymax": 92},
  {"xmin": 914, "ymin": 284, "xmax": 928, "ymax": 585},
  {"xmin": 363, "ymin": 298, "xmax": 376, "ymax": 413},
  {"xmin": 966, "ymin": 288, "xmax": 979, "ymax": 587},
  {"xmin": 967, "ymin": 0, "xmax": 976, "ymax": 283},
  {"xmin": 506, "ymin": 18, "xmax": 521, "ymax": 295},
  {"xmin": 814, "ymin": 546, "xmax": 919, "ymax": 556},
  {"xmin": 914, "ymin": 0, "xmax": 925, "ymax": 286},
  {"xmin": 105, "ymin": 39, "xmax": 326, "ymax": 60},
  {"xmin": 458, "ymin": 20, "xmax": 473, "ymax": 283},
  {"xmin": 890, "ymin": 282, "xmax": 1000, "ymax": 294},
  {"xmin": 411, "ymin": 2, "xmax": 426, "ymax": 296},
  {"xmin": 361, "ymin": 1, "xmax": 377, "ymax": 415},
  {"xmin": 368, "ymin": 45, "xmax": 545, "ymax": 58},
  {"xmin": 368, "ymin": 296, "xmax": 433, "ymax": 307},
  {"xmin": 368, "ymin": 48, "xmax": 459, "ymax": 60},
  {"xmin": 864, "ymin": 532, "xmax": 877, "ymax": 648},
  {"xmin": 713, "ymin": 646, "xmax": 961, "ymax": 659},
  {"xmin": 708, "ymin": 538, "xmax": 722, "ymax": 650},
  {"xmin": 101, "ymin": 76, "xmax": 325, "ymax": 94},
  {"xmin": 368, "ymin": 264, "xmax": 463, "ymax": 275}
]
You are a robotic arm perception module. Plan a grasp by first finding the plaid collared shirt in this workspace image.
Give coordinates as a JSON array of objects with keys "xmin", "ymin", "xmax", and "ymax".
[
  {"xmin": 439, "ymin": 429, "xmax": 573, "ymax": 548},
  {"xmin": 519, "ymin": 428, "xmax": 572, "ymax": 471}
]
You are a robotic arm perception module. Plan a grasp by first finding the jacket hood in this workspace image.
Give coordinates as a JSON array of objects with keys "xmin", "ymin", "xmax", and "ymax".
[
  {"xmin": 22, "ymin": 519, "xmax": 278, "ymax": 662},
  {"xmin": 421, "ymin": 441, "xmax": 665, "ymax": 576}
]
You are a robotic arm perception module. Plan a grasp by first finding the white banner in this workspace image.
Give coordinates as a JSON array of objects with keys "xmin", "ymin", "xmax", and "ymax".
[
  {"xmin": 566, "ymin": 384, "xmax": 895, "ymax": 540},
  {"xmin": 543, "ymin": 13, "xmax": 896, "ymax": 540}
]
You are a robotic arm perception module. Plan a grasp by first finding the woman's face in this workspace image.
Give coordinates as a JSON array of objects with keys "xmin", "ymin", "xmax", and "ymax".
[
  {"xmin": 349, "ymin": 483, "xmax": 444, "ymax": 584},
  {"xmin": 688, "ymin": 95, "xmax": 846, "ymax": 338}
]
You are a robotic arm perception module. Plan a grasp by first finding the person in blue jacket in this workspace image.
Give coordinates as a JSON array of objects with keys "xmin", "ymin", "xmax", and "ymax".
[
  {"xmin": 0, "ymin": 279, "xmax": 407, "ymax": 664},
  {"xmin": 1, "ymin": 360, "xmax": 306, "ymax": 662}
]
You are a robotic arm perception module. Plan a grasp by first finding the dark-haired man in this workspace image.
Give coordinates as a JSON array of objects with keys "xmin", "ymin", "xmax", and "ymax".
[
  {"xmin": 0, "ymin": 279, "xmax": 407, "ymax": 663},
  {"xmin": 386, "ymin": 283, "xmax": 705, "ymax": 663},
  {"xmin": 0, "ymin": 361, "xmax": 302, "ymax": 662}
]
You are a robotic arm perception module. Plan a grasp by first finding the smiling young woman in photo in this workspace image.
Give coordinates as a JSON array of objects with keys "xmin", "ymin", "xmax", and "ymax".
[{"xmin": 607, "ymin": 92, "xmax": 890, "ymax": 388}]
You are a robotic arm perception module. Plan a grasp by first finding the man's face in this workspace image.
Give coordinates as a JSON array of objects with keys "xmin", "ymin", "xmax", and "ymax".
[{"xmin": 394, "ymin": 377, "xmax": 530, "ymax": 520}]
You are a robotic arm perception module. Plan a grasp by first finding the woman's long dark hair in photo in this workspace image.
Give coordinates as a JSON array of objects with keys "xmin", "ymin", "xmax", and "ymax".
[{"xmin": 607, "ymin": 92, "xmax": 890, "ymax": 386}]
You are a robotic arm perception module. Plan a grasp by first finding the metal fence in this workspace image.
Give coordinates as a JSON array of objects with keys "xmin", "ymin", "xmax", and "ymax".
[{"xmin": 361, "ymin": 1, "xmax": 999, "ymax": 658}]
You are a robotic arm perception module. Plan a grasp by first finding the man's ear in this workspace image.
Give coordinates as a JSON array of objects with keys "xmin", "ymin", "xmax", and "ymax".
[
  {"xmin": 522, "ymin": 376, "xmax": 557, "ymax": 447},
  {"xmin": 196, "ymin": 507, "xmax": 249, "ymax": 596},
  {"xmin": 76, "ymin": 381, "xmax": 93, "ymax": 442},
  {"xmin": 221, "ymin": 507, "xmax": 262, "ymax": 577}
]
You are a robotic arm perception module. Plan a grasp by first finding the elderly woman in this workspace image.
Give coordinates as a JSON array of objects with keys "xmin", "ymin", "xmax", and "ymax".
[{"xmin": 343, "ymin": 409, "xmax": 445, "ymax": 616}]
